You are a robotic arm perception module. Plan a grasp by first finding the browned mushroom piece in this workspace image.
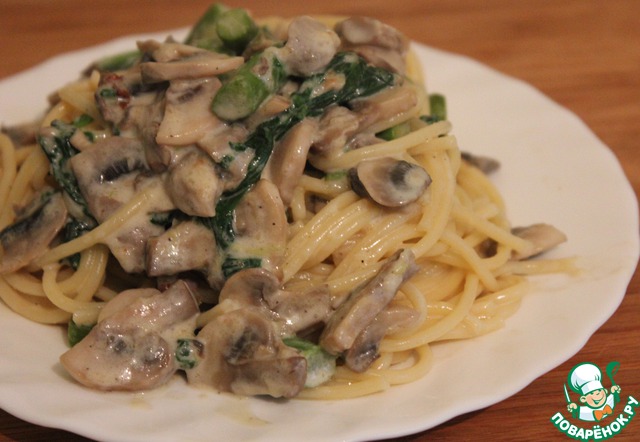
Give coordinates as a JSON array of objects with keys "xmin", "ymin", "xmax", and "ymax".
[
  {"xmin": 1, "ymin": 121, "xmax": 39, "ymax": 147},
  {"xmin": 461, "ymin": 151, "xmax": 501, "ymax": 175},
  {"xmin": 96, "ymin": 287, "xmax": 160, "ymax": 322},
  {"xmin": 351, "ymin": 84, "xmax": 418, "ymax": 133},
  {"xmin": 146, "ymin": 219, "xmax": 224, "ymax": 290},
  {"xmin": 137, "ymin": 39, "xmax": 203, "ymax": 63},
  {"xmin": 69, "ymin": 136, "xmax": 149, "ymax": 222},
  {"xmin": 344, "ymin": 305, "xmax": 419, "ymax": 372},
  {"xmin": 156, "ymin": 77, "xmax": 223, "ymax": 147},
  {"xmin": 263, "ymin": 118, "xmax": 318, "ymax": 206},
  {"xmin": 511, "ymin": 223, "xmax": 568, "ymax": 260},
  {"xmin": 219, "ymin": 268, "xmax": 333, "ymax": 334},
  {"xmin": 266, "ymin": 284, "xmax": 333, "ymax": 335},
  {"xmin": 60, "ymin": 280, "xmax": 199, "ymax": 391},
  {"xmin": 320, "ymin": 248, "xmax": 419, "ymax": 354},
  {"xmin": 335, "ymin": 16, "xmax": 409, "ymax": 75},
  {"xmin": 218, "ymin": 267, "xmax": 281, "ymax": 308},
  {"xmin": 69, "ymin": 136, "xmax": 176, "ymax": 272},
  {"xmin": 0, "ymin": 191, "xmax": 68, "ymax": 273},
  {"xmin": 139, "ymin": 50, "xmax": 244, "ymax": 83},
  {"xmin": 278, "ymin": 16, "xmax": 341, "ymax": 77},
  {"xmin": 229, "ymin": 179, "xmax": 288, "ymax": 278},
  {"xmin": 186, "ymin": 307, "xmax": 307, "ymax": 398},
  {"xmin": 166, "ymin": 149, "xmax": 222, "ymax": 217},
  {"xmin": 197, "ymin": 123, "xmax": 251, "ymax": 191},
  {"xmin": 312, "ymin": 105, "xmax": 360, "ymax": 156},
  {"xmin": 349, "ymin": 157, "xmax": 431, "ymax": 207}
]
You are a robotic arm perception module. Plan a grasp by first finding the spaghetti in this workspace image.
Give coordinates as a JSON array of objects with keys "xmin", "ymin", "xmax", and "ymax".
[{"xmin": 0, "ymin": 6, "xmax": 573, "ymax": 399}]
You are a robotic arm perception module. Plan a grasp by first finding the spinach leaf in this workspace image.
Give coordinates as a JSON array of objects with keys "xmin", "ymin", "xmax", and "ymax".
[
  {"xmin": 38, "ymin": 120, "xmax": 95, "ymax": 223},
  {"xmin": 221, "ymin": 256, "xmax": 262, "ymax": 278},
  {"xmin": 67, "ymin": 319, "xmax": 94, "ymax": 347},
  {"xmin": 38, "ymin": 120, "xmax": 97, "ymax": 267}
]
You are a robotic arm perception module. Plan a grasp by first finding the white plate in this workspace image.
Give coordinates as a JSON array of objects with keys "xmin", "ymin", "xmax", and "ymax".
[{"xmin": 0, "ymin": 31, "xmax": 638, "ymax": 442}]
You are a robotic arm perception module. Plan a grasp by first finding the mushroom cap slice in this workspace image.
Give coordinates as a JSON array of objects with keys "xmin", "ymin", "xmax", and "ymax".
[
  {"xmin": 278, "ymin": 16, "xmax": 341, "ymax": 77},
  {"xmin": 229, "ymin": 179, "xmax": 288, "ymax": 277},
  {"xmin": 511, "ymin": 223, "xmax": 567, "ymax": 260},
  {"xmin": 218, "ymin": 267, "xmax": 280, "ymax": 307},
  {"xmin": 344, "ymin": 304, "xmax": 419, "ymax": 373},
  {"xmin": 319, "ymin": 248, "xmax": 418, "ymax": 354},
  {"xmin": 140, "ymin": 51, "xmax": 244, "ymax": 83},
  {"xmin": 166, "ymin": 149, "xmax": 222, "ymax": 217},
  {"xmin": 335, "ymin": 16, "xmax": 409, "ymax": 75},
  {"xmin": 219, "ymin": 267, "xmax": 333, "ymax": 334},
  {"xmin": 461, "ymin": 151, "xmax": 500, "ymax": 175},
  {"xmin": 60, "ymin": 280, "xmax": 199, "ymax": 391},
  {"xmin": 264, "ymin": 118, "xmax": 318, "ymax": 206},
  {"xmin": 0, "ymin": 191, "xmax": 68, "ymax": 273},
  {"xmin": 349, "ymin": 157, "xmax": 431, "ymax": 207},
  {"xmin": 187, "ymin": 307, "xmax": 306, "ymax": 398},
  {"xmin": 146, "ymin": 219, "xmax": 223, "ymax": 290}
]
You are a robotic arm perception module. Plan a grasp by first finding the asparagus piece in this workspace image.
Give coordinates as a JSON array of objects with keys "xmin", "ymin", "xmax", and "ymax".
[
  {"xmin": 377, "ymin": 121, "xmax": 411, "ymax": 140},
  {"xmin": 215, "ymin": 8, "xmax": 258, "ymax": 53},
  {"xmin": 184, "ymin": 3, "xmax": 229, "ymax": 52},
  {"xmin": 429, "ymin": 93, "xmax": 447, "ymax": 121},
  {"xmin": 211, "ymin": 49, "xmax": 286, "ymax": 121}
]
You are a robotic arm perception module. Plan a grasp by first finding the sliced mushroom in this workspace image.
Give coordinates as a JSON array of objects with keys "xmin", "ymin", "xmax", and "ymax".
[
  {"xmin": 345, "ymin": 132, "xmax": 385, "ymax": 150},
  {"xmin": 349, "ymin": 157, "xmax": 431, "ymax": 207},
  {"xmin": 218, "ymin": 267, "xmax": 281, "ymax": 308},
  {"xmin": 0, "ymin": 191, "xmax": 68, "ymax": 273},
  {"xmin": 319, "ymin": 248, "xmax": 419, "ymax": 354},
  {"xmin": 511, "ymin": 223, "xmax": 567, "ymax": 260},
  {"xmin": 166, "ymin": 148, "xmax": 222, "ymax": 217},
  {"xmin": 461, "ymin": 151, "xmax": 501, "ymax": 175},
  {"xmin": 97, "ymin": 287, "xmax": 160, "ymax": 322},
  {"xmin": 244, "ymin": 94, "xmax": 292, "ymax": 132},
  {"xmin": 277, "ymin": 16, "xmax": 341, "ymax": 77},
  {"xmin": 102, "ymin": 176, "xmax": 175, "ymax": 274},
  {"xmin": 351, "ymin": 84, "xmax": 418, "ymax": 134},
  {"xmin": 1, "ymin": 121, "xmax": 39, "ymax": 147},
  {"xmin": 344, "ymin": 304, "xmax": 419, "ymax": 372},
  {"xmin": 336, "ymin": 17, "xmax": 408, "ymax": 53},
  {"xmin": 116, "ymin": 88, "xmax": 169, "ymax": 172},
  {"xmin": 219, "ymin": 268, "xmax": 332, "ymax": 334},
  {"xmin": 60, "ymin": 280, "xmax": 199, "ymax": 391},
  {"xmin": 146, "ymin": 219, "xmax": 224, "ymax": 290},
  {"xmin": 186, "ymin": 307, "xmax": 306, "ymax": 398},
  {"xmin": 263, "ymin": 118, "xmax": 318, "ymax": 206},
  {"xmin": 197, "ymin": 124, "xmax": 251, "ymax": 191},
  {"xmin": 229, "ymin": 179, "xmax": 288, "ymax": 278},
  {"xmin": 140, "ymin": 51, "xmax": 244, "ymax": 83},
  {"xmin": 156, "ymin": 77, "xmax": 223, "ymax": 146},
  {"xmin": 137, "ymin": 39, "xmax": 203, "ymax": 63},
  {"xmin": 266, "ymin": 284, "xmax": 333, "ymax": 335},
  {"xmin": 70, "ymin": 136, "xmax": 149, "ymax": 222},
  {"xmin": 311, "ymin": 105, "xmax": 360, "ymax": 156},
  {"xmin": 69, "ymin": 136, "xmax": 174, "ymax": 273},
  {"xmin": 335, "ymin": 16, "xmax": 409, "ymax": 75}
]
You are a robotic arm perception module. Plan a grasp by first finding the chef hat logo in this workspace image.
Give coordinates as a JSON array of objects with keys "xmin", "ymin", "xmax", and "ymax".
[{"xmin": 568, "ymin": 362, "xmax": 604, "ymax": 395}]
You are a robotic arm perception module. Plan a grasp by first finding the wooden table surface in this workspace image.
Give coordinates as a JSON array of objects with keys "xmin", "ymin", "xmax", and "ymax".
[{"xmin": 1, "ymin": 0, "xmax": 638, "ymax": 440}]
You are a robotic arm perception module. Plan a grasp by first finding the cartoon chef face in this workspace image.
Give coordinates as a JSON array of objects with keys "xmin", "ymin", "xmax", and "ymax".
[
  {"xmin": 569, "ymin": 362, "xmax": 609, "ymax": 409},
  {"xmin": 581, "ymin": 387, "xmax": 609, "ymax": 409}
]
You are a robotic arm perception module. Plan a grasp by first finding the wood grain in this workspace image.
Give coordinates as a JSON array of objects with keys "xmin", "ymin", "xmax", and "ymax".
[{"xmin": 1, "ymin": 1, "xmax": 638, "ymax": 440}]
